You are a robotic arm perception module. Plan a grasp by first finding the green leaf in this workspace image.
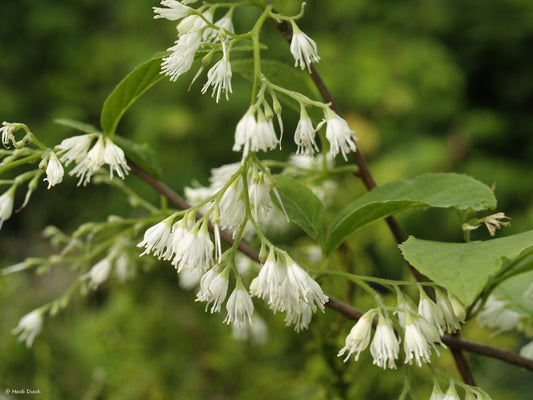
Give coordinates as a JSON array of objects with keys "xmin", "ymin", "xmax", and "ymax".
[
  {"xmin": 399, "ymin": 230, "xmax": 533, "ymax": 305},
  {"xmin": 55, "ymin": 118, "xmax": 100, "ymax": 134},
  {"xmin": 100, "ymin": 56, "xmax": 165, "ymax": 135},
  {"xmin": 326, "ymin": 173, "xmax": 497, "ymax": 254},
  {"xmin": 271, "ymin": 175, "xmax": 325, "ymax": 242},
  {"xmin": 113, "ymin": 135, "xmax": 162, "ymax": 179}
]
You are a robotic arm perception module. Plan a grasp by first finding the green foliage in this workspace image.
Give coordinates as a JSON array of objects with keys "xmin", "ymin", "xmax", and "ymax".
[
  {"xmin": 399, "ymin": 230, "xmax": 533, "ymax": 305},
  {"xmin": 326, "ymin": 173, "xmax": 496, "ymax": 254},
  {"xmin": 100, "ymin": 56, "xmax": 165, "ymax": 136},
  {"xmin": 272, "ymin": 175, "xmax": 325, "ymax": 242}
]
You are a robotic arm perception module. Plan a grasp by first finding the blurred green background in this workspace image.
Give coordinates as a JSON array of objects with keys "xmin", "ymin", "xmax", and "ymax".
[{"xmin": 1, "ymin": 0, "xmax": 533, "ymax": 399}]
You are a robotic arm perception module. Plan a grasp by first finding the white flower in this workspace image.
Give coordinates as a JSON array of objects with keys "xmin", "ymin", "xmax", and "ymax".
[
  {"xmin": 477, "ymin": 295, "xmax": 520, "ymax": 333},
  {"xmin": 58, "ymin": 134, "xmax": 128, "ymax": 186},
  {"xmin": 443, "ymin": 381, "xmax": 461, "ymax": 400},
  {"xmin": 162, "ymin": 32, "xmax": 202, "ymax": 82},
  {"xmin": 519, "ymin": 340, "xmax": 533, "ymax": 360},
  {"xmin": 322, "ymin": 109, "xmax": 357, "ymax": 160},
  {"xmin": 218, "ymin": 181, "xmax": 246, "ymax": 232},
  {"xmin": 284, "ymin": 303, "xmax": 313, "ymax": 332},
  {"xmin": 435, "ymin": 288, "xmax": 462, "ymax": 333},
  {"xmin": 12, "ymin": 310, "xmax": 43, "ymax": 348},
  {"xmin": 395, "ymin": 292, "xmax": 417, "ymax": 329},
  {"xmin": 178, "ymin": 12, "xmax": 211, "ymax": 35},
  {"xmin": 429, "ymin": 380, "xmax": 445, "ymax": 400},
  {"xmin": 370, "ymin": 313, "xmax": 399, "ymax": 369},
  {"xmin": 107, "ymin": 238, "xmax": 136, "ymax": 282},
  {"xmin": 196, "ymin": 267, "xmax": 229, "ymax": 313},
  {"xmin": 403, "ymin": 314, "xmax": 433, "ymax": 367},
  {"xmin": 214, "ymin": 12, "xmax": 235, "ymax": 35},
  {"xmin": 137, "ymin": 217, "xmax": 173, "ymax": 258},
  {"xmin": 290, "ymin": 25, "xmax": 320, "ymax": 72},
  {"xmin": 250, "ymin": 252, "xmax": 328, "ymax": 331},
  {"xmin": 232, "ymin": 314, "xmax": 269, "ymax": 344},
  {"xmin": 104, "ymin": 138, "xmax": 130, "ymax": 179},
  {"xmin": 418, "ymin": 291, "xmax": 446, "ymax": 335},
  {"xmin": 57, "ymin": 134, "xmax": 93, "ymax": 166},
  {"xmin": 463, "ymin": 212, "xmax": 511, "ymax": 237},
  {"xmin": 83, "ymin": 257, "xmax": 112, "ymax": 289},
  {"xmin": 253, "ymin": 111, "xmax": 279, "ymax": 153},
  {"xmin": 0, "ymin": 186, "xmax": 15, "ymax": 230},
  {"xmin": 178, "ymin": 266, "xmax": 203, "ymax": 290},
  {"xmin": 248, "ymin": 170, "xmax": 272, "ymax": 219},
  {"xmin": 1, "ymin": 121, "xmax": 17, "ymax": 147},
  {"xmin": 172, "ymin": 221, "xmax": 214, "ymax": 272},
  {"xmin": 68, "ymin": 135, "xmax": 105, "ymax": 186},
  {"xmin": 294, "ymin": 106, "xmax": 318, "ymax": 156},
  {"xmin": 233, "ymin": 108, "xmax": 257, "ymax": 158},
  {"xmin": 167, "ymin": 217, "xmax": 194, "ymax": 261},
  {"xmin": 114, "ymin": 252, "xmax": 136, "ymax": 282},
  {"xmin": 447, "ymin": 292, "xmax": 467, "ymax": 322},
  {"xmin": 338, "ymin": 309, "xmax": 376, "ymax": 362},
  {"xmin": 224, "ymin": 284, "xmax": 254, "ymax": 326},
  {"xmin": 249, "ymin": 249, "xmax": 286, "ymax": 307},
  {"xmin": 483, "ymin": 212, "xmax": 511, "ymax": 236},
  {"xmin": 286, "ymin": 261, "xmax": 329, "ymax": 313},
  {"xmin": 153, "ymin": 0, "xmax": 191, "ymax": 21},
  {"xmin": 43, "ymin": 153, "xmax": 64, "ymax": 189},
  {"xmin": 232, "ymin": 108, "xmax": 279, "ymax": 158},
  {"xmin": 201, "ymin": 41, "xmax": 232, "ymax": 102}
]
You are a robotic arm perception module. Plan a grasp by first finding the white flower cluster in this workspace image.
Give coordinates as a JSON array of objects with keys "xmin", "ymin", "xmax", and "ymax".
[
  {"xmin": 57, "ymin": 134, "xmax": 129, "ymax": 186},
  {"xmin": 137, "ymin": 210, "xmax": 327, "ymax": 331},
  {"xmin": 232, "ymin": 101, "xmax": 358, "ymax": 161},
  {"xmin": 185, "ymin": 162, "xmax": 276, "ymax": 233},
  {"xmin": 154, "ymin": 1, "xmax": 235, "ymax": 102},
  {"xmin": 137, "ymin": 214, "xmax": 217, "ymax": 273},
  {"xmin": 338, "ymin": 289, "xmax": 466, "ymax": 369},
  {"xmin": 249, "ymin": 249, "xmax": 329, "ymax": 332},
  {"xmin": 233, "ymin": 105, "xmax": 280, "ymax": 160}
]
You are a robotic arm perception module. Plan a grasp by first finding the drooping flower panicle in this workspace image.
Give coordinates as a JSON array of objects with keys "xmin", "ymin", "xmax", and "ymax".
[
  {"xmin": 57, "ymin": 134, "xmax": 129, "ymax": 186},
  {"xmin": 250, "ymin": 250, "xmax": 328, "ymax": 332}
]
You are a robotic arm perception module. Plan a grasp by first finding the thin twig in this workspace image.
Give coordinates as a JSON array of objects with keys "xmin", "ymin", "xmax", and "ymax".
[{"xmin": 129, "ymin": 163, "xmax": 533, "ymax": 373}]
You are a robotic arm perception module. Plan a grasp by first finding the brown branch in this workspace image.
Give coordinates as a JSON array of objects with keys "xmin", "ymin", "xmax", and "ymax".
[{"xmin": 129, "ymin": 163, "xmax": 533, "ymax": 373}]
